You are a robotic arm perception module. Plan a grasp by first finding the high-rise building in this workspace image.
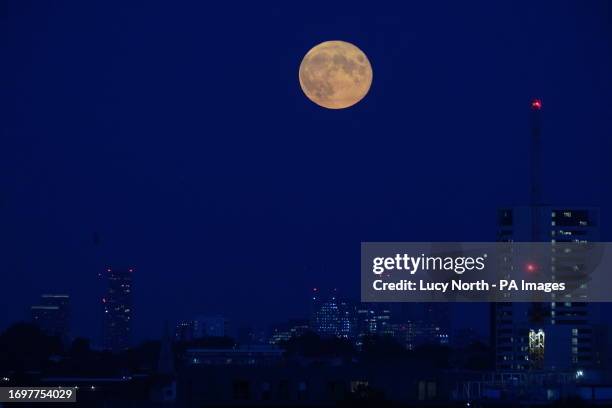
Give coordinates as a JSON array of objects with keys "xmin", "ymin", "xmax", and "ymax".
[
  {"xmin": 337, "ymin": 298, "xmax": 357, "ymax": 339},
  {"xmin": 491, "ymin": 100, "xmax": 602, "ymax": 371},
  {"xmin": 354, "ymin": 303, "xmax": 395, "ymax": 345},
  {"xmin": 354, "ymin": 303, "xmax": 377, "ymax": 342},
  {"xmin": 31, "ymin": 294, "xmax": 70, "ymax": 341},
  {"xmin": 310, "ymin": 289, "xmax": 356, "ymax": 339},
  {"xmin": 102, "ymin": 267, "xmax": 133, "ymax": 352},
  {"xmin": 492, "ymin": 207, "xmax": 600, "ymax": 371}
]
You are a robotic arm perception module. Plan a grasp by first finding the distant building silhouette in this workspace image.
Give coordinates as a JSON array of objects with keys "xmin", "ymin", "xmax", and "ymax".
[
  {"xmin": 268, "ymin": 319, "xmax": 309, "ymax": 345},
  {"xmin": 310, "ymin": 289, "xmax": 356, "ymax": 339},
  {"xmin": 390, "ymin": 305, "xmax": 451, "ymax": 349},
  {"xmin": 175, "ymin": 320, "xmax": 195, "ymax": 342},
  {"xmin": 416, "ymin": 321, "xmax": 450, "ymax": 348},
  {"xmin": 174, "ymin": 316, "xmax": 229, "ymax": 342},
  {"xmin": 311, "ymin": 290, "xmax": 423, "ymax": 346},
  {"xmin": 193, "ymin": 316, "xmax": 228, "ymax": 338},
  {"xmin": 31, "ymin": 294, "xmax": 70, "ymax": 341},
  {"xmin": 354, "ymin": 303, "xmax": 393, "ymax": 345},
  {"xmin": 102, "ymin": 267, "xmax": 133, "ymax": 351},
  {"xmin": 310, "ymin": 290, "xmax": 451, "ymax": 350}
]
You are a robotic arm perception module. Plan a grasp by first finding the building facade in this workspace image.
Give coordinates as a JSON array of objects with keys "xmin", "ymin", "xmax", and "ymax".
[
  {"xmin": 310, "ymin": 290, "xmax": 356, "ymax": 339},
  {"xmin": 492, "ymin": 207, "xmax": 600, "ymax": 371},
  {"xmin": 31, "ymin": 294, "xmax": 70, "ymax": 341},
  {"xmin": 102, "ymin": 267, "xmax": 133, "ymax": 351}
]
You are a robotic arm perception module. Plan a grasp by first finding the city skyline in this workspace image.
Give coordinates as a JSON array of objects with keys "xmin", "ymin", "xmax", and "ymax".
[
  {"xmin": 2, "ymin": 1, "xmax": 612, "ymax": 404},
  {"xmin": 2, "ymin": 0, "xmax": 611, "ymax": 343}
]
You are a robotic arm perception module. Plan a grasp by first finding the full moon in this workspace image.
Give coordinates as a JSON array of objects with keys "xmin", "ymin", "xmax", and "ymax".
[{"xmin": 299, "ymin": 40, "xmax": 373, "ymax": 109}]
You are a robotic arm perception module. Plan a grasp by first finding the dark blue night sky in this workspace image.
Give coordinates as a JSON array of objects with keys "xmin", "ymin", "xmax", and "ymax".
[{"xmin": 1, "ymin": 1, "xmax": 611, "ymax": 341}]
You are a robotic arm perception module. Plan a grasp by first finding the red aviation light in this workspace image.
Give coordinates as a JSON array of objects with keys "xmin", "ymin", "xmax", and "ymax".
[{"xmin": 531, "ymin": 99, "xmax": 542, "ymax": 110}]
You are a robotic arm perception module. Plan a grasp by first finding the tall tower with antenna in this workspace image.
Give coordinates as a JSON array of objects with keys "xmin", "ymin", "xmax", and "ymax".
[
  {"xmin": 530, "ymin": 98, "xmax": 543, "ymax": 241},
  {"xmin": 492, "ymin": 99, "xmax": 601, "ymax": 371}
]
